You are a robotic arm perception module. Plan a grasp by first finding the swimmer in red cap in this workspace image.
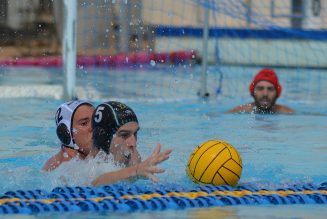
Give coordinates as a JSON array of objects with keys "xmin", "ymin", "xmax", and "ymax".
[
  {"xmin": 228, "ymin": 68, "xmax": 294, "ymax": 113},
  {"xmin": 43, "ymin": 100, "xmax": 95, "ymax": 171},
  {"xmin": 89, "ymin": 101, "xmax": 172, "ymax": 186}
]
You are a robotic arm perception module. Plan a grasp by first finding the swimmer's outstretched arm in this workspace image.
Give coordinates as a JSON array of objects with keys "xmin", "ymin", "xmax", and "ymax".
[{"xmin": 92, "ymin": 144, "xmax": 172, "ymax": 186}]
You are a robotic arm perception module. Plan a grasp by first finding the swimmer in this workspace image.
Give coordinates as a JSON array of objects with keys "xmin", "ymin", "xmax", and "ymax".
[
  {"xmin": 43, "ymin": 100, "xmax": 95, "ymax": 171},
  {"xmin": 89, "ymin": 101, "xmax": 172, "ymax": 186},
  {"xmin": 228, "ymin": 68, "xmax": 294, "ymax": 114}
]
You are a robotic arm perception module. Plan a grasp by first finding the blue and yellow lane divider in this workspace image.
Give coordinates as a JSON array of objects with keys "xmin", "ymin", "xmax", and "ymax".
[{"xmin": 0, "ymin": 182, "xmax": 326, "ymax": 214}]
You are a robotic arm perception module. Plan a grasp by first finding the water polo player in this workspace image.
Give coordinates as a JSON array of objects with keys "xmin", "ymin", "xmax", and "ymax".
[
  {"xmin": 89, "ymin": 101, "xmax": 172, "ymax": 186},
  {"xmin": 228, "ymin": 68, "xmax": 294, "ymax": 113},
  {"xmin": 43, "ymin": 100, "xmax": 95, "ymax": 171}
]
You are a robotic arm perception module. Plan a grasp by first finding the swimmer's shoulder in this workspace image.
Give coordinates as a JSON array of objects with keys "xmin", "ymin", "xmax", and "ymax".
[
  {"xmin": 42, "ymin": 149, "xmax": 76, "ymax": 171},
  {"xmin": 228, "ymin": 103, "xmax": 254, "ymax": 113},
  {"xmin": 274, "ymin": 104, "xmax": 295, "ymax": 114},
  {"xmin": 42, "ymin": 152, "xmax": 62, "ymax": 171}
]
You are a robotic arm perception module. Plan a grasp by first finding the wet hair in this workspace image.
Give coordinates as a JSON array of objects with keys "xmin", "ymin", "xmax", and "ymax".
[{"xmin": 92, "ymin": 101, "xmax": 138, "ymax": 153}]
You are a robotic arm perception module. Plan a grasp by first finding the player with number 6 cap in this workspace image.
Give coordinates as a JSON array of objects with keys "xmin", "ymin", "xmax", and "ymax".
[
  {"xmin": 43, "ymin": 100, "xmax": 95, "ymax": 171},
  {"xmin": 89, "ymin": 101, "xmax": 172, "ymax": 186}
]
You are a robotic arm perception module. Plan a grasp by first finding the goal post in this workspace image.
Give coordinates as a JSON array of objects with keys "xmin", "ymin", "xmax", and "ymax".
[
  {"xmin": 63, "ymin": 0, "xmax": 77, "ymax": 100},
  {"xmin": 57, "ymin": 0, "xmax": 327, "ymax": 101}
]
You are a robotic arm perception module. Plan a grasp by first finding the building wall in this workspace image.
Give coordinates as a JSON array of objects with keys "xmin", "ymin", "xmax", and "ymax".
[
  {"xmin": 142, "ymin": 0, "xmax": 327, "ymax": 29},
  {"xmin": 6, "ymin": 0, "xmax": 327, "ymax": 30},
  {"xmin": 7, "ymin": 0, "xmax": 39, "ymax": 29}
]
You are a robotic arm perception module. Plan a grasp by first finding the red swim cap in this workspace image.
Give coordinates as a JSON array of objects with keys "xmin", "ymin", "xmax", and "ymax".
[{"xmin": 249, "ymin": 68, "xmax": 282, "ymax": 98}]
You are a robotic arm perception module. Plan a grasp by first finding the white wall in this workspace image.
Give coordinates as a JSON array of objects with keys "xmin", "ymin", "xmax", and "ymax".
[{"xmin": 155, "ymin": 37, "xmax": 327, "ymax": 68}]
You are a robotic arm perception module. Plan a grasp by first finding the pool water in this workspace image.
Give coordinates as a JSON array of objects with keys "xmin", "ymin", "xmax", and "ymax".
[{"xmin": 0, "ymin": 66, "xmax": 326, "ymax": 218}]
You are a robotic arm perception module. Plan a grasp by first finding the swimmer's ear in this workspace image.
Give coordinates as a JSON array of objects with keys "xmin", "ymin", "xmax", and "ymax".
[
  {"xmin": 56, "ymin": 123, "xmax": 71, "ymax": 145},
  {"xmin": 92, "ymin": 126, "xmax": 110, "ymax": 153}
]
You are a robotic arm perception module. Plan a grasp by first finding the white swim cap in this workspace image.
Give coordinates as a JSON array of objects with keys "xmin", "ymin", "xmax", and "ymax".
[{"xmin": 55, "ymin": 100, "xmax": 93, "ymax": 148}]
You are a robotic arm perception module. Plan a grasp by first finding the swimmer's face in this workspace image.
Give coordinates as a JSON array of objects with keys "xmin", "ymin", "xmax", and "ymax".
[
  {"xmin": 72, "ymin": 105, "xmax": 94, "ymax": 155},
  {"xmin": 253, "ymin": 80, "xmax": 277, "ymax": 111},
  {"xmin": 109, "ymin": 122, "xmax": 141, "ymax": 167}
]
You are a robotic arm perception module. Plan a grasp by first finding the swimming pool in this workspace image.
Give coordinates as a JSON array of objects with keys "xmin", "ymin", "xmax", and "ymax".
[{"xmin": 0, "ymin": 66, "xmax": 326, "ymax": 218}]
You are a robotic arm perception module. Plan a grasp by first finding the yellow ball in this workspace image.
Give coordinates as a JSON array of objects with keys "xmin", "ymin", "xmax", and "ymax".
[{"xmin": 187, "ymin": 140, "xmax": 242, "ymax": 186}]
